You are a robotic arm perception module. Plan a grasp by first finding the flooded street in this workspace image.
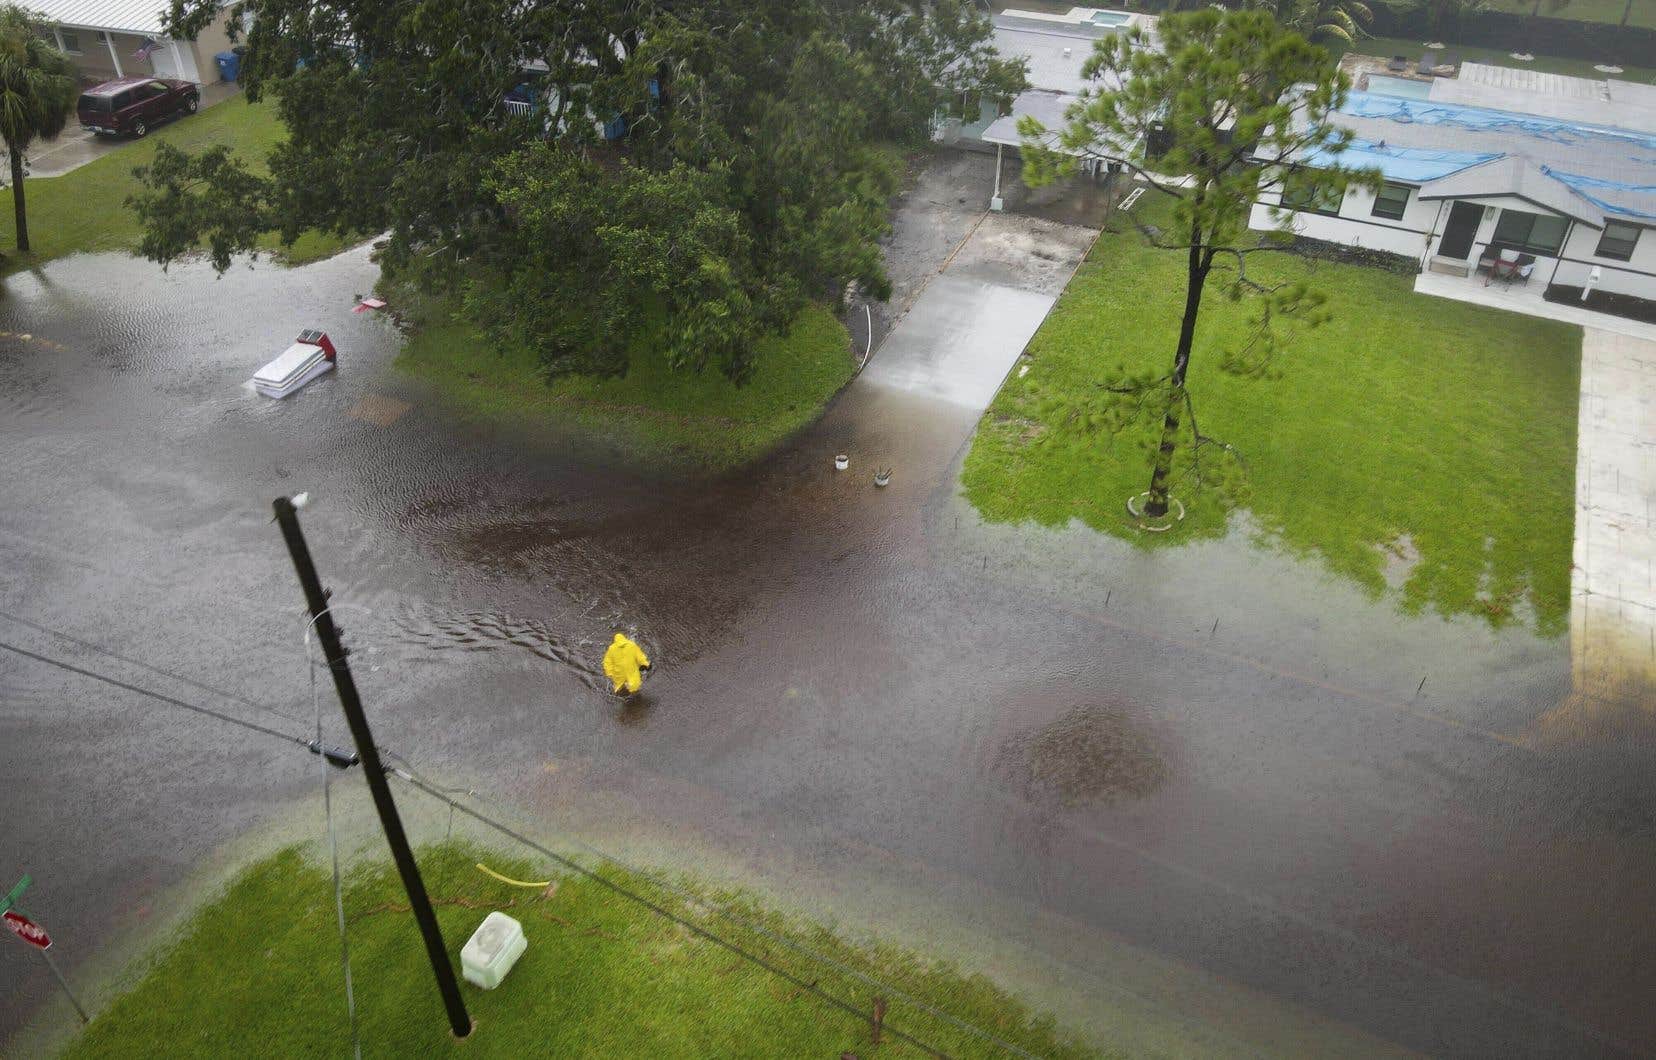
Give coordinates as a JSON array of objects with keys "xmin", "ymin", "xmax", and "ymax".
[{"xmin": 3, "ymin": 156, "xmax": 1655, "ymax": 1058}]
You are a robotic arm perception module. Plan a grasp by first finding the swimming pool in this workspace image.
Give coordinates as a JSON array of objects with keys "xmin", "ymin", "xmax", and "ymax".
[
  {"xmin": 1089, "ymin": 10, "xmax": 1133, "ymax": 28},
  {"xmin": 1365, "ymin": 74, "xmax": 1433, "ymax": 100}
]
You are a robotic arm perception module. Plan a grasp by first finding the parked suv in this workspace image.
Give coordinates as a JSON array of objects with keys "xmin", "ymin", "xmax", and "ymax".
[{"xmin": 77, "ymin": 77, "xmax": 200, "ymax": 138}]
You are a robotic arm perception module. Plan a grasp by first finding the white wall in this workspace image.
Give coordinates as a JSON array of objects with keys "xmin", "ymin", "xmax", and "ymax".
[
  {"xmin": 1551, "ymin": 220, "xmax": 1656, "ymax": 300},
  {"xmin": 1251, "ymin": 179, "xmax": 1438, "ymax": 260}
]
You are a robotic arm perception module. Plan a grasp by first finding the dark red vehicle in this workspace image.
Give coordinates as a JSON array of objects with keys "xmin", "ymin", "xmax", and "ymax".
[{"xmin": 76, "ymin": 76, "xmax": 200, "ymax": 138}]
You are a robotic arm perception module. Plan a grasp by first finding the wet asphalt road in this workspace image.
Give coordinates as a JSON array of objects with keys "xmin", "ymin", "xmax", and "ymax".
[{"xmin": 3, "ymin": 154, "xmax": 1656, "ymax": 1058}]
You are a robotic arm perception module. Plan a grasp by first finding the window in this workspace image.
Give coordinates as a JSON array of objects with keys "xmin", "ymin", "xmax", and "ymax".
[
  {"xmin": 1371, "ymin": 182, "xmax": 1411, "ymax": 221},
  {"xmin": 1595, "ymin": 221, "xmax": 1641, "ymax": 262},
  {"xmin": 93, "ymin": 30, "xmax": 109, "ymax": 46},
  {"xmin": 58, "ymin": 30, "xmax": 81, "ymax": 53},
  {"xmin": 1492, "ymin": 209, "xmax": 1568, "ymax": 256},
  {"xmin": 1280, "ymin": 169, "xmax": 1343, "ymax": 216}
]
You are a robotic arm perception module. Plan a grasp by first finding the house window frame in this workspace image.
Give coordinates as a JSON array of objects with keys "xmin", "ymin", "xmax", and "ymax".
[
  {"xmin": 1280, "ymin": 167, "xmax": 1344, "ymax": 217},
  {"xmin": 1594, "ymin": 221, "xmax": 1641, "ymax": 263},
  {"xmin": 1371, "ymin": 182, "xmax": 1411, "ymax": 221},
  {"xmin": 93, "ymin": 30, "xmax": 110, "ymax": 47},
  {"xmin": 57, "ymin": 29, "xmax": 83, "ymax": 53},
  {"xmin": 1491, "ymin": 208, "xmax": 1569, "ymax": 257}
]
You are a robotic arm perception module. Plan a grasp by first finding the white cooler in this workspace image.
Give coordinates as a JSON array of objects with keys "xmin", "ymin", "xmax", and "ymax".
[{"xmin": 461, "ymin": 911, "xmax": 526, "ymax": 989}]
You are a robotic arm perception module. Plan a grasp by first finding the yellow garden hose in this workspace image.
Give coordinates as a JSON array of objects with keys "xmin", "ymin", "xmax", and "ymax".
[{"xmin": 475, "ymin": 862, "xmax": 552, "ymax": 888}]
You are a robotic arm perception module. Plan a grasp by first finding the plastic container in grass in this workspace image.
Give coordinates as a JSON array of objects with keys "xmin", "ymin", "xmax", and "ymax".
[{"xmin": 461, "ymin": 912, "xmax": 526, "ymax": 990}]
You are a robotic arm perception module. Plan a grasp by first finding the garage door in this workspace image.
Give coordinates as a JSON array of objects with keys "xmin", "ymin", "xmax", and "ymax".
[{"xmin": 148, "ymin": 41, "xmax": 200, "ymax": 83}]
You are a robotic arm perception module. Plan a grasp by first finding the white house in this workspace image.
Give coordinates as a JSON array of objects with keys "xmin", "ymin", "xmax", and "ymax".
[
  {"xmin": 952, "ymin": 8, "xmax": 1145, "ymax": 210},
  {"xmin": 32, "ymin": 0, "xmax": 239, "ymax": 85},
  {"xmin": 1253, "ymin": 62, "xmax": 1656, "ymax": 310}
]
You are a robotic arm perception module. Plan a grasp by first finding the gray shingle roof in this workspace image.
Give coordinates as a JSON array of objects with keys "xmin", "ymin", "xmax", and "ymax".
[
  {"xmin": 1333, "ymin": 99, "xmax": 1656, "ymax": 224},
  {"xmin": 1416, "ymin": 156, "xmax": 1606, "ymax": 227}
]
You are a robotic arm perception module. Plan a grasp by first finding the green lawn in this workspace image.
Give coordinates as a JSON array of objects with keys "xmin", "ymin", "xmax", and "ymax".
[
  {"xmin": 396, "ymin": 299, "xmax": 857, "ymax": 470},
  {"xmin": 65, "ymin": 842, "xmax": 1092, "ymax": 1059},
  {"xmin": 960, "ymin": 193, "xmax": 1581, "ymax": 634},
  {"xmin": 0, "ymin": 95, "xmax": 352, "ymax": 276},
  {"xmin": 1340, "ymin": 34, "xmax": 1656, "ymax": 82},
  {"xmin": 1484, "ymin": 0, "xmax": 1654, "ymax": 28}
]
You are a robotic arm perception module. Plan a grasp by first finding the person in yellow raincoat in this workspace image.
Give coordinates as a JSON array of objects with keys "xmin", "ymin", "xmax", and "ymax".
[{"xmin": 602, "ymin": 632, "xmax": 651, "ymax": 696}]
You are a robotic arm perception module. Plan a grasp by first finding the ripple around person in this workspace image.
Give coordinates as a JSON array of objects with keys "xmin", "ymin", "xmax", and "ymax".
[{"xmin": 960, "ymin": 191, "xmax": 1579, "ymax": 636}]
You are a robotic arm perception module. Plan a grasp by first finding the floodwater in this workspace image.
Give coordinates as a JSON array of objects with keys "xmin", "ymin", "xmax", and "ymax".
[{"xmin": 3, "ymin": 156, "xmax": 1655, "ymax": 1058}]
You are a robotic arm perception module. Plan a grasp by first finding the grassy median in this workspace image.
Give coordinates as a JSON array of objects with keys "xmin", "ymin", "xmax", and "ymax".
[
  {"xmin": 65, "ymin": 841, "xmax": 1090, "ymax": 1059},
  {"xmin": 0, "ymin": 95, "xmax": 351, "ymax": 276},
  {"xmin": 961, "ymin": 191, "xmax": 1580, "ymax": 633},
  {"xmin": 395, "ymin": 298, "xmax": 856, "ymax": 470}
]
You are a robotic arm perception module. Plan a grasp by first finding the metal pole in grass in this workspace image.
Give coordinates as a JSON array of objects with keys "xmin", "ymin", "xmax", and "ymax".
[{"xmin": 273, "ymin": 495, "xmax": 473, "ymax": 1040}]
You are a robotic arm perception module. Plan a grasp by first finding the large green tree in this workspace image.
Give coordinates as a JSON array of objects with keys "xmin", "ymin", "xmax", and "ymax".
[
  {"xmin": 0, "ymin": 4, "xmax": 77, "ymax": 254},
  {"xmin": 138, "ymin": 0, "xmax": 1026, "ymax": 381},
  {"xmin": 1020, "ymin": 9, "xmax": 1374, "ymax": 524}
]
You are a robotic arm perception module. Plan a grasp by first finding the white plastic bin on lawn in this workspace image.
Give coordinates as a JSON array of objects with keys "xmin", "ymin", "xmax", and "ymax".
[{"xmin": 461, "ymin": 911, "xmax": 526, "ymax": 989}]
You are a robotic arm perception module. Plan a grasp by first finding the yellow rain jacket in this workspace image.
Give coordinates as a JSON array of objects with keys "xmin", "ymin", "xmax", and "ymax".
[{"xmin": 602, "ymin": 633, "xmax": 650, "ymax": 695}]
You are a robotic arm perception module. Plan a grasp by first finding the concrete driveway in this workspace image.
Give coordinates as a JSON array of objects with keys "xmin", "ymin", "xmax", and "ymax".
[
  {"xmin": 7, "ymin": 81, "xmax": 240, "ymax": 179},
  {"xmin": 860, "ymin": 212, "xmax": 1096, "ymax": 410}
]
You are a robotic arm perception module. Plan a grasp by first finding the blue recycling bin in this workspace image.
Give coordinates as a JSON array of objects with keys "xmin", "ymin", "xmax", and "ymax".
[{"xmin": 214, "ymin": 51, "xmax": 241, "ymax": 82}]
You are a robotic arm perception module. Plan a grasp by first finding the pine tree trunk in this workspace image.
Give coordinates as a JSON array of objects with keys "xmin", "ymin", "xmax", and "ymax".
[
  {"xmin": 1143, "ymin": 241, "xmax": 1210, "ymax": 518},
  {"xmin": 10, "ymin": 146, "xmax": 27, "ymax": 254},
  {"xmin": 1623, "ymin": 0, "xmax": 1634, "ymax": 27}
]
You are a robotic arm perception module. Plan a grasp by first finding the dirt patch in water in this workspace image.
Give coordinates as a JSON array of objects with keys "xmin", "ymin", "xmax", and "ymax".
[{"xmin": 1002, "ymin": 702, "xmax": 1171, "ymax": 808}]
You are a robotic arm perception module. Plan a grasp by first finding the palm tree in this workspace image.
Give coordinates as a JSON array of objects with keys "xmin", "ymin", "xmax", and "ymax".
[
  {"xmin": 0, "ymin": 4, "xmax": 77, "ymax": 254},
  {"xmin": 1247, "ymin": 0, "xmax": 1374, "ymax": 46}
]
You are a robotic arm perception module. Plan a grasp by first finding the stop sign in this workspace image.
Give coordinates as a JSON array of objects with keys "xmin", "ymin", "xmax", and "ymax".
[{"xmin": 3, "ymin": 909, "xmax": 50, "ymax": 950}]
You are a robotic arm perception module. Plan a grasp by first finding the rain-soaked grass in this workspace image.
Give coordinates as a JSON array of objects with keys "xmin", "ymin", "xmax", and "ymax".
[
  {"xmin": 396, "ymin": 297, "xmax": 856, "ymax": 469},
  {"xmin": 0, "ymin": 96, "xmax": 351, "ymax": 276},
  {"xmin": 64, "ymin": 841, "xmax": 1095, "ymax": 1059},
  {"xmin": 961, "ymin": 191, "xmax": 1580, "ymax": 634}
]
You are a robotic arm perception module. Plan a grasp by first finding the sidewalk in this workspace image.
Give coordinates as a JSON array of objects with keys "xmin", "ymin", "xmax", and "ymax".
[
  {"xmin": 1570, "ymin": 327, "xmax": 1656, "ymax": 707},
  {"xmin": 9, "ymin": 81, "xmax": 240, "ymax": 179}
]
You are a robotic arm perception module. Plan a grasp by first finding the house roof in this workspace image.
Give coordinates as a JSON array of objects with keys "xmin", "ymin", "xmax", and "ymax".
[
  {"xmin": 982, "ymin": 90, "xmax": 1076, "ymax": 150},
  {"xmin": 1431, "ymin": 63, "xmax": 1656, "ymax": 135},
  {"xmin": 1324, "ymin": 91, "xmax": 1656, "ymax": 224},
  {"xmin": 33, "ymin": 0, "xmax": 168, "ymax": 35},
  {"xmin": 992, "ymin": 14, "xmax": 1110, "ymax": 96},
  {"xmin": 1415, "ymin": 155, "xmax": 1606, "ymax": 227}
]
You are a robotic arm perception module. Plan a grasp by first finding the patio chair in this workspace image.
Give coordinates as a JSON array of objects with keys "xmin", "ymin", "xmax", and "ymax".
[
  {"xmin": 1514, "ymin": 253, "xmax": 1536, "ymax": 286},
  {"xmin": 1490, "ymin": 247, "xmax": 1521, "ymax": 286},
  {"xmin": 1416, "ymin": 51, "xmax": 1438, "ymax": 75},
  {"xmin": 1388, "ymin": 55, "xmax": 1408, "ymax": 72}
]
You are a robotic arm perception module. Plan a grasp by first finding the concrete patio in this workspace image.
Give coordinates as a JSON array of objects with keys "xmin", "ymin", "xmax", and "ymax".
[{"xmin": 1414, "ymin": 270, "xmax": 1656, "ymax": 343}]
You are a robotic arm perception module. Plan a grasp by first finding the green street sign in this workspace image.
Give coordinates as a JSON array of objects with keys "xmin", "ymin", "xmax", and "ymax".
[{"xmin": 0, "ymin": 876, "xmax": 30, "ymax": 917}]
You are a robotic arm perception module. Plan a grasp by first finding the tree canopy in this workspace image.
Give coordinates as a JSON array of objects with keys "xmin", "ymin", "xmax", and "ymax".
[
  {"xmin": 1020, "ymin": 9, "xmax": 1375, "ymax": 523},
  {"xmin": 140, "ymin": 0, "xmax": 1027, "ymax": 380}
]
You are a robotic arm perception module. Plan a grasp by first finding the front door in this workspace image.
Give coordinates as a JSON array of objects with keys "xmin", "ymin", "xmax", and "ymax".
[{"xmin": 1438, "ymin": 201, "xmax": 1482, "ymax": 260}]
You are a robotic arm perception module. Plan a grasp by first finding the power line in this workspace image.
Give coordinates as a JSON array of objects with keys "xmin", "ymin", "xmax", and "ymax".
[
  {"xmin": 0, "ymin": 639, "xmax": 312, "ymax": 749},
  {"xmin": 0, "ymin": 608, "xmax": 307, "ymax": 723},
  {"xmin": 390, "ymin": 768, "xmax": 958, "ymax": 1060},
  {"xmin": 380, "ymin": 750, "xmax": 1039, "ymax": 1060}
]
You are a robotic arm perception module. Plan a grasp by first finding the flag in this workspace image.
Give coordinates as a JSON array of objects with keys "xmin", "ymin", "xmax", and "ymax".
[{"xmin": 133, "ymin": 37, "xmax": 161, "ymax": 60}]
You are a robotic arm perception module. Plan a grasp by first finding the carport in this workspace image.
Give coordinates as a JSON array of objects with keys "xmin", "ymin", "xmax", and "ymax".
[{"xmin": 32, "ymin": 0, "xmax": 221, "ymax": 83}]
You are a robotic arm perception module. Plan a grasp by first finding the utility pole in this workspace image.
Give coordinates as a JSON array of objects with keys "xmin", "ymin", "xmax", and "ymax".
[{"xmin": 272, "ymin": 496, "xmax": 472, "ymax": 1040}]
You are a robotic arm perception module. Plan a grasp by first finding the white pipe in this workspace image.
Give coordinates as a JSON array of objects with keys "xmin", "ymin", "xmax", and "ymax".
[
  {"xmin": 993, "ymin": 142, "xmax": 1003, "ymax": 201},
  {"xmin": 106, "ymin": 31, "xmax": 123, "ymax": 78}
]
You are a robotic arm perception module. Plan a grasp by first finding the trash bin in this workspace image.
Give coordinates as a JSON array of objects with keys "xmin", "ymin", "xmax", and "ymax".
[{"xmin": 214, "ymin": 51, "xmax": 240, "ymax": 82}]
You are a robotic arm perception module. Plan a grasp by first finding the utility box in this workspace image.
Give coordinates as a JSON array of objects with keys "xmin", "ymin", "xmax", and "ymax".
[{"xmin": 461, "ymin": 912, "xmax": 526, "ymax": 990}]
